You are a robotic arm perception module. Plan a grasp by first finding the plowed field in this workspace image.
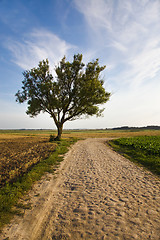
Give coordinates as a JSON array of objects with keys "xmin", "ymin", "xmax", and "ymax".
[{"xmin": 0, "ymin": 136, "xmax": 56, "ymax": 186}]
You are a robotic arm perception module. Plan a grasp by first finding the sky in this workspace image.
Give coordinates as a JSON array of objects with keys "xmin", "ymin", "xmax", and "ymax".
[{"xmin": 0, "ymin": 0, "xmax": 160, "ymax": 129}]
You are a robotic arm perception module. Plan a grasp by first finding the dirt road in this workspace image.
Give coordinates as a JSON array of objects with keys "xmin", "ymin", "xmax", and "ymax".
[{"xmin": 1, "ymin": 138, "xmax": 160, "ymax": 240}]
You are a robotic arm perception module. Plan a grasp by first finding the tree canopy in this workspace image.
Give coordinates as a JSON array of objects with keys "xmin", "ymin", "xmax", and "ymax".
[{"xmin": 16, "ymin": 54, "xmax": 111, "ymax": 140}]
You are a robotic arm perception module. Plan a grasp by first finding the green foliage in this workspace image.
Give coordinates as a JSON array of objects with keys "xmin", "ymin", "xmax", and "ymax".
[
  {"xmin": 110, "ymin": 136, "xmax": 160, "ymax": 175},
  {"xmin": 113, "ymin": 136, "xmax": 160, "ymax": 156},
  {"xmin": 15, "ymin": 54, "xmax": 110, "ymax": 139}
]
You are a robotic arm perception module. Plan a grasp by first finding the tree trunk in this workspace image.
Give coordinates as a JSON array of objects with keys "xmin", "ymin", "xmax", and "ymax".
[{"xmin": 55, "ymin": 123, "xmax": 63, "ymax": 141}]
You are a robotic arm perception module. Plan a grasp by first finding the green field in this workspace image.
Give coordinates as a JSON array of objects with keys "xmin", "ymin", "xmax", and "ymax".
[{"xmin": 110, "ymin": 136, "xmax": 160, "ymax": 176}]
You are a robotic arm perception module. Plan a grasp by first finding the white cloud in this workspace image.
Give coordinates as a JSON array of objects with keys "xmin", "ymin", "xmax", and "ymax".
[
  {"xmin": 5, "ymin": 29, "xmax": 75, "ymax": 69},
  {"xmin": 111, "ymin": 41, "xmax": 127, "ymax": 53},
  {"xmin": 73, "ymin": 0, "xmax": 160, "ymax": 127},
  {"xmin": 128, "ymin": 47, "xmax": 160, "ymax": 87},
  {"xmin": 74, "ymin": 0, "xmax": 113, "ymax": 32},
  {"xmin": 74, "ymin": 0, "xmax": 160, "ymax": 89}
]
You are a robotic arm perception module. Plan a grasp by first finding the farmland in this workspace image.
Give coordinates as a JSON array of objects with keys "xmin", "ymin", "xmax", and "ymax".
[
  {"xmin": 1, "ymin": 129, "xmax": 160, "ymax": 186},
  {"xmin": 0, "ymin": 129, "xmax": 160, "ymax": 232},
  {"xmin": 1, "ymin": 129, "xmax": 160, "ymax": 185},
  {"xmin": 0, "ymin": 133, "xmax": 77, "ymax": 229},
  {"xmin": 110, "ymin": 136, "xmax": 160, "ymax": 175},
  {"xmin": 1, "ymin": 134, "xmax": 160, "ymax": 239},
  {"xmin": 0, "ymin": 136, "xmax": 56, "ymax": 187},
  {"xmin": 1, "ymin": 128, "xmax": 160, "ymax": 139}
]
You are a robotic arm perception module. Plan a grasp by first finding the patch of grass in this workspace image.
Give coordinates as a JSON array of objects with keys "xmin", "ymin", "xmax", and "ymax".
[
  {"xmin": 109, "ymin": 137, "xmax": 160, "ymax": 176},
  {"xmin": 0, "ymin": 137, "xmax": 77, "ymax": 231}
]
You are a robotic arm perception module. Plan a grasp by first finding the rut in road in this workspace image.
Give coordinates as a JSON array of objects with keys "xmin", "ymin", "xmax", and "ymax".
[{"xmin": 1, "ymin": 138, "xmax": 160, "ymax": 240}]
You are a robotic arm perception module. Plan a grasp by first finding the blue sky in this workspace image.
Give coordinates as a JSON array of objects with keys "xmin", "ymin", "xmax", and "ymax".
[{"xmin": 0, "ymin": 0, "xmax": 160, "ymax": 129}]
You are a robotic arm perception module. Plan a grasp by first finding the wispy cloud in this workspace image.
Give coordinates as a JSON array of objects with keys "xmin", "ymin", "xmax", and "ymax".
[
  {"xmin": 111, "ymin": 41, "xmax": 127, "ymax": 53},
  {"xmin": 74, "ymin": 0, "xmax": 160, "ymax": 89},
  {"xmin": 4, "ymin": 29, "xmax": 75, "ymax": 69},
  {"xmin": 74, "ymin": 0, "xmax": 113, "ymax": 32}
]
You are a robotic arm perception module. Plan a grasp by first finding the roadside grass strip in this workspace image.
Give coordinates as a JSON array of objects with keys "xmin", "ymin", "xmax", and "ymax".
[
  {"xmin": 0, "ymin": 138, "xmax": 77, "ymax": 230},
  {"xmin": 109, "ymin": 136, "xmax": 160, "ymax": 176}
]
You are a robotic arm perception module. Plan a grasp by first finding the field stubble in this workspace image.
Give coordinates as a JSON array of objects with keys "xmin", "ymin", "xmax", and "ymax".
[{"xmin": 0, "ymin": 136, "xmax": 56, "ymax": 186}]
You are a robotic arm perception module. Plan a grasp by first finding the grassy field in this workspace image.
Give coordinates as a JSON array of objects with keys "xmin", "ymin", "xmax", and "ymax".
[{"xmin": 109, "ymin": 136, "xmax": 160, "ymax": 176}]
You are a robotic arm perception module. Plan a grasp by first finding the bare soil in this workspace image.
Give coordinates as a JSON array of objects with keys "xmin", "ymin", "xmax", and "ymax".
[{"xmin": 1, "ymin": 138, "xmax": 160, "ymax": 240}]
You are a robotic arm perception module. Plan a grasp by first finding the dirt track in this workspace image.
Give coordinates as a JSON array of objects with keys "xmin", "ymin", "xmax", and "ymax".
[{"xmin": 1, "ymin": 138, "xmax": 160, "ymax": 240}]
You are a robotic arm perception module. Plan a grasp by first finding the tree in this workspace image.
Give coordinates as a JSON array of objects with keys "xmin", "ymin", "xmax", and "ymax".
[{"xmin": 15, "ymin": 54, "xmax": 111, "ymax": 140}]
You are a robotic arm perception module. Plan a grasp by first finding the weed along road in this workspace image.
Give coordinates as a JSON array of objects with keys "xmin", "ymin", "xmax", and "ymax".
[{"xmin": 1, "ymin": 138, "xmax": 160, "ymax": 239}]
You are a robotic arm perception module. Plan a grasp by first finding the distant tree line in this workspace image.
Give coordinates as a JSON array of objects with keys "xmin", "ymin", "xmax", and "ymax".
[{"xmin": 107, "ymin": 126, "xmax": 160, "ymax": 131}]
